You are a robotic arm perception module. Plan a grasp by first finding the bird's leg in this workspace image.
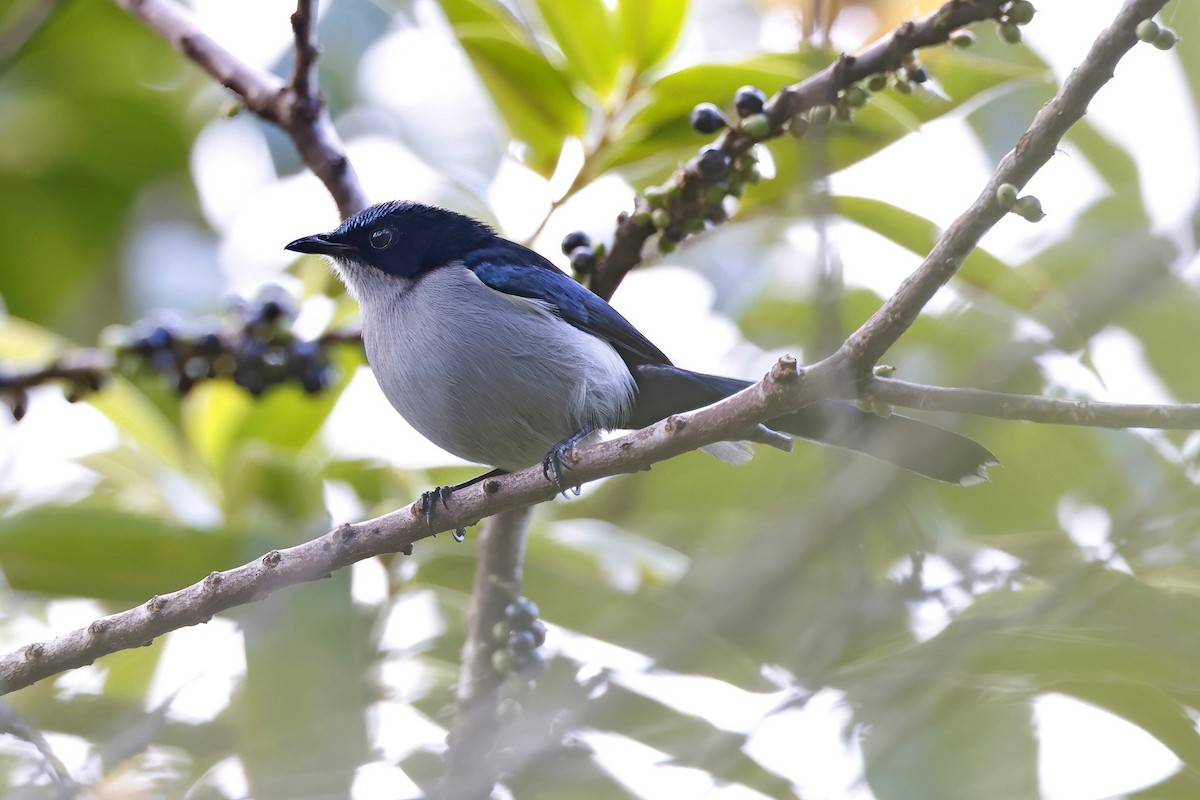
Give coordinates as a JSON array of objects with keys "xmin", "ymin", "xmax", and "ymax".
[
  {"xmin": 542, "ymin": 428, "xmax": 591, "ymax": 497},
  {"xmin": 419, "ymin": 468, "xmax": 507, "ymax": 539}
]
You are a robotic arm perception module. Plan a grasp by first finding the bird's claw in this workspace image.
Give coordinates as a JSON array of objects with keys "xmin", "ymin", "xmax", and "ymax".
[
  {"xmin": 542, "ymin": 437, "xmax": 583, "ymax": 498},
  {"xmin": 419, "ymin": 485, "xmax": 454, "ymax": 531}
]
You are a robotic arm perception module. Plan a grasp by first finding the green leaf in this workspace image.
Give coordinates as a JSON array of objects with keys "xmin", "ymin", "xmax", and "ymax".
[
  {"xmin": 534, "ymin": 0, "xmax": 620, "ymax": 97},
  {"xmin": 831, "ymin": 195, "xmax": 1040, "ymax": 311},
  {"xmin": 238, "ymin": 576, "xmax": 370, "ymax": 799},
  {"xmin": 591, "ymin": 52, "xmax": 820, "ymax": 181},
  {"xmin": 0, "ymin": 507, "xmax": 241, "ymax": 602},
  {"xmin": 458, "ymin": 31, "xmax": 585, "ymax": 174},
  {"xmin": 618, "ymin": 0, "xmax": 688, "ymax": 73},
  {"xmin": 437, "ymin": 0, "xmax": 586, "ymax": 174}
]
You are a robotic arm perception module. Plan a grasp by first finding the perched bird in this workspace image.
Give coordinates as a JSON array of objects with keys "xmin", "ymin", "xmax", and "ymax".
[{"xmin": 286, "ymin": 201, "xmax": 995, "ymax": 505}]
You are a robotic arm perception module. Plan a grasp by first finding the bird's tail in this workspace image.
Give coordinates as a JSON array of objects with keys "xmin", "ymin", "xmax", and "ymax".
[{"xmin": 630, "ymin": 365, "xmax": 996, "ymax": 486}]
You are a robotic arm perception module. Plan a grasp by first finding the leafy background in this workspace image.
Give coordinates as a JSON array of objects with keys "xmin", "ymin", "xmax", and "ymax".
[{"xmin": 1, "ymin": 0, "xmax": 1199, "ymax": 798}]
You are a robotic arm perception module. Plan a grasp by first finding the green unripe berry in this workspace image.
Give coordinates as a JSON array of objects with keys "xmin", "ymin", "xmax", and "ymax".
[
  {"xmin": 867, "ymin": 75, "xmax": 888, "ymax": 92},
  {"xmin": 741, "ymin": 113, "xmax": 771, "ymax": 140},
  {"xmin": 996, "ymin": 183, "xmax": 1019, "ymax": 209},
  {"xmin": 873, "ymin": 401, "xmax": 894, "ymax": 418},
  {"xmin": 1153, "ymin": 27, "xmax": 1179, "ymax": 51},
  {"xmin": 788, "ymin": 113, "xmax": 809, "ymax": 138},
  {"xmin": 834, "ymin": 103, "xmax": 853, "ymax": 122},
  {"xmin": 491, "ymin": 649, "xmax": 514, "ymax": 674},
  {"xmin": 631, "ymin": 209, "xmax": 652, "ymax": 226},
  {"xmin": 893, "ymin": 79, "xmax": 913, "ymax": 95},
  {"xmin": 492, "ymin": 621, "xmax": 512, "ymax": 642},
  {"xmin": 657, "ymin": 236, "xmax": 677, "ymax": 254},
  {"xmin": 1015, "ymin": 195, "xmax": 1045, "ymax": 222},
  {"xmin": 643, "ymin": 186, "xmax": 665, "ymax": 208},
  {"xmin": 650, "ymin": 208, "xmax": 671, "ymax": 230},
  {"xmin": 1135, "ymin": 19, "xmax": 1160, "ymax": 42},
  {"xmin": 998, "ymin": 21, "xmax": 1022, "ymax": 44},
  {"xmin": 842, "ymin": 85, "xmax": 869, "ymax": 108},
  {"xmin": 809, "ymin": 104, "xmax": 833, "ymax": 125},
  {"xmin": 949, "ymin": 29, "xmax": 976, "ymax": 48},
  {"xmin": 1005, "ymin": 1, "xmax": 1036, "ymax": 26}
]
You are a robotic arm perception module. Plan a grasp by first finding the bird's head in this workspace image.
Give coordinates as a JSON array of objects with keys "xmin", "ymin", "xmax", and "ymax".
[{"xmin": 285, "ymin": 201, "xmax": 496, "ymax": 292}]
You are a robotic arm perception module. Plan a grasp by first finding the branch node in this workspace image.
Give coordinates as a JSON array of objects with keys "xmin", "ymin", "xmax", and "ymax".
[
  {"xmin": 402, "ymin": 543, "xmax": 414, "ymax": 556},
  {"xmin": 262, "ymin": 550, "xmax": 282, "ymax": 568},
  {"xmin": 484, "ymin": 479, "xmax": 502, "ymax": 494},
  {"xmin": 24, "ymin": 643, "xmax": 43, "ymax": 661},
  {"xmin": 665, "ymin": 414, "xmax": 688, "ymax": 434},
  {"xmin": 768, "ymin": 356, "xmax": 801, "ymax": 385},
  {"xmin": 337, "ymin": 523, "xmax": 355, "ymax": 541},
  {"xmin": 204, "ymin": 571, "xmax": 223, "ymax": 591},
  {"xmin": 88, "ymin": 619, "xmax": 109, "ymax": 639},
  {"xmin": 146, "ymin": 595, "xmax": 167, "ymax": 615}
]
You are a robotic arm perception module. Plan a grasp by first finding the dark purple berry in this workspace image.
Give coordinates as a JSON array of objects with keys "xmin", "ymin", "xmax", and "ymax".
[
  {"xmin": 697, "ymin": 147, "xmax": 731, "ymax": 180},
  {"xmin": 663, "ymin": 222, "xmax": 685, "ymax": 242},
  {"xmin": 505, "ymin": 597, "xmax": 539, "ymax": 629},
  {"xmin": 569, "ymin": 246, "xmax": 596, "ymax": 275},
  {"xmin": 508, "ymin": 630, "xmax": 537, "ymax": 657},
  {"xmin": 689, "ymin": 102, "xmax": 727, "ymax": 134},
  {"xmin": 908, "ymin": 65, "xmax": 928, "ymax": 84},
  {"xmin": 301, "ymin": 364, "xmax": 331, "ymax": 394},
  {"xmin": 561, "ymin": 230, "xmax": 591, "ymax": 256},
  {"xmin": 198, "ymin": 332, "xmax": 223, "ymax": 356},
  {"xmin": 529, "ymin": 619, "xmax": 547, "ymax": 647},
  {"xmin": 734, "ymin": 85, "xmax": 766, "ymax": 118},
  {"xmin": 517, "ymin": 650, "xmax": 546, "ymax": 678}
]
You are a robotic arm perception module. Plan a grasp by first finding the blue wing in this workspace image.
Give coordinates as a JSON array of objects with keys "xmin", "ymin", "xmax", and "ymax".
[{"xmin": 464, "ymin": 240, "xmax": 671, "ymax": 368}]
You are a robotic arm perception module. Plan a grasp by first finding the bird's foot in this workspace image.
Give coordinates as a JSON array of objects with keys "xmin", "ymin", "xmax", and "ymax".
[
  {"xmin": 419, "ymin": 485, "xmax": 454, "ymax": 531},
  {"xmin": 542, "ymin": 429, "xmax": 590, "ymax": 498},
  {"xmin": 418, "ymin": 469, "xmax": 506, "ymax": 539}
]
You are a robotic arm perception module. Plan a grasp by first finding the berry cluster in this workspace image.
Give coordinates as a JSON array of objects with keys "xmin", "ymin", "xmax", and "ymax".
[
  {"xmin": 996, "ymin": 182, "xmax": 1044, "ymax": 222},
  {"xmin": 105, "ymin": 288, "xmax": 336, "ymax": 397},
  {"xmin": 560, "ymin": 230, "xmax": 604, "ymax": 277},
  {"xmin": 996, "ymin": 1, "xmax": 1036, "ymax": 44},
  {"xmin": 1135, "ymin": 18, "xmax": 1179, "ymax": 51},
  {"xmin": 490, "ymin": 595, "xmax": 548, "ymax": 680}
]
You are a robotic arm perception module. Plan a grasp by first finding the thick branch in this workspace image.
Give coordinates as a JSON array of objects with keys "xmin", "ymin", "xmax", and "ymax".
[
  {"xmin": 0, "ymin": 357, "xmax": 815, "ymax": 696},
  {"xmin": 829, "ymin": 0, "xmax": 1168, "ymax": 376},
  {"xmin": 868, "ymin": 378, "xmax": 1200, "ymax": 429},
  {"xmin": 439, "ymin": 507, "xmax": 533, "ymax": 800},
  {"xmin": 114, "ymin": 0, "xmax": 368, "ymax": 217}
]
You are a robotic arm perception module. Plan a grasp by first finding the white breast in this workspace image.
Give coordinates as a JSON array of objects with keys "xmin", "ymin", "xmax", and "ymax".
[{"xmin": 355, "ymin": 265, "xmax": 636, "ymax": 471}]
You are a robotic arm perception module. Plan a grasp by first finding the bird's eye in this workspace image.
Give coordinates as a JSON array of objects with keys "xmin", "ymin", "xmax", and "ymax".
[{"xmin": 369, "ymin": 228, "xmax": 393, "ymax": 249}]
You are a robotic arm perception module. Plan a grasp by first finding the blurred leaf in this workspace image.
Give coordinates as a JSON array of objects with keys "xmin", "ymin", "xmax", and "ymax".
[
  {"xmin": 237, "ymin": 576, "xmax": 371, "ymax": 799},
  {"xmin": 0, "ymin": 507, "xmax": 240, "ymax": 602},
  {"xmin": 438, "ymin": 0, "xmax": 586, "ymax": 174},
  {"xmin": 90, "ymin": 377, "xmax": 189, "ymax": 474},
  {"xmin": 0, "ymin": 2, "xmax": 196, "ymax": 334},
  {"xmin": 533, "ymin": 0, "xmax": 620, "ymax": 97},
  {"xmin": 618, "ymin": 0, "xmax": 688, "ymax": 74},
  {"xmin": 863, "ymin": 693, "xmax": 1039, "ymax": 800},
  {"xmin": 831, "ymin": 195, "xmax": 1039, "ymax": 310}
]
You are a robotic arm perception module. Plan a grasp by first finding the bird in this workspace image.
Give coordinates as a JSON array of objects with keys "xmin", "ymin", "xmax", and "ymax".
[{"xmin": 285, "ymin": 200, "xmax": 995, "ymax": 513}]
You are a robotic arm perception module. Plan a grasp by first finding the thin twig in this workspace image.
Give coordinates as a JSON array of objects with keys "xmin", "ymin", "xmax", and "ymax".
[
  {"xmin": 867, "ymin": 377, "xmax": 1200, "ymax": 429},
  {"xmin": 113, "ymin": 0, "xmax": 368, "ymax": 217},
  {"xmin": 824, "ymin": 0, "xmax": 1168, "ymax": 381}
]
